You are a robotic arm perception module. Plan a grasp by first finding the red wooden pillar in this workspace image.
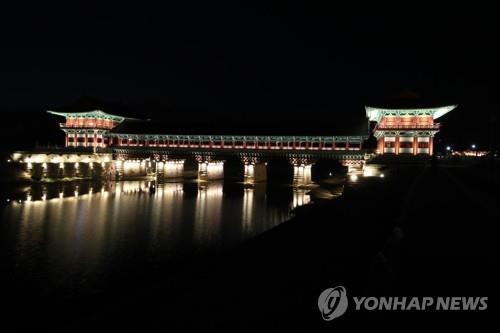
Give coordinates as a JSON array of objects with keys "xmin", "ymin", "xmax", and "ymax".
[
  {"xmin": 377, "ymin": 137, "xmax": 385, "ymax": 154},
  {"xmin": 413, "ymin": 136, "xmax": 418, "ymax": 155},
  {"xmin": 429, "ymin": 137, "xmax": 434, "ymax": 156},
  {"xmin": 395, "ymin": 136, "xmax": 400, "ymax": 155}
]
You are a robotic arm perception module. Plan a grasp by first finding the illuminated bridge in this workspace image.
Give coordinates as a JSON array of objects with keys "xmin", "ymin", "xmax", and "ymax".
[
  {"xmin": 107, "ymin": 133, "xmax": 369, "ymax": 182},
  {"xmin": 9, "ymin": 101, "xmax": 455, "ymax": 183}
]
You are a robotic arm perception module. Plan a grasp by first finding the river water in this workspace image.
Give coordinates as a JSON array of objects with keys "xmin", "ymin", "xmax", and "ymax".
[{"xmin": 0, "ymin": 179, "xmax": 318, "ymax": 327}]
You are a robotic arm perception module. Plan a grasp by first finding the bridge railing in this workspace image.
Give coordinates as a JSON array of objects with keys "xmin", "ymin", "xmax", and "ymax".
[{"xmin": 107, "ymin": 134, "xmax": 367, "ymax": 151}]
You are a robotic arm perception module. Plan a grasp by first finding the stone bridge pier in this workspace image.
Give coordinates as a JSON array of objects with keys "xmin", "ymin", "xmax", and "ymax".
[
  {"xmin": 196, "ymin": 155, "xmax": 224, "ymax": 181},
  {"xmin": 340, "ymin": 155, "xmax": 367, "ymax": 173},
  {"xmin": 241, "ymin": 155, "xmax": 267, "ymax": 184},
  {"xmin": 114, "ymin": 159, "xmax": 149, "ymax": 180},
  {"xmin": 289, "ymin": 156, "xmax": 314, "ymax": 187},
  {"xmin": 12, "ymin": 153, "xmax": 114, "ymax": 181},
  {"xmin": 155, "ymin": 159, "xmax": 185, "ymax": 180}
]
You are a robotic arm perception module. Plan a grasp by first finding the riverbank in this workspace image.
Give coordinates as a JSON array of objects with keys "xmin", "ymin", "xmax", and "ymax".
[{"xmin": 59, "ymin": 159, "xmax": 495, "ymax": 331}]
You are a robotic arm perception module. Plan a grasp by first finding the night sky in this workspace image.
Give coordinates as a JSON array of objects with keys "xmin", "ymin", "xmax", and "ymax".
[{"xmin": 1, "ymin": 4, "xmax": 498, "ymax": 151}]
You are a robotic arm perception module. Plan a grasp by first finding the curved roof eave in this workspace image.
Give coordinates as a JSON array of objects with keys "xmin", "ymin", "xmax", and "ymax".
[
  {"xmin": 46, "ymin": 110, "xmax": 135, "ymax": 122},
  {"xmin": 365, "ymin": 104, "xmax": 458, "ymax": 122}
]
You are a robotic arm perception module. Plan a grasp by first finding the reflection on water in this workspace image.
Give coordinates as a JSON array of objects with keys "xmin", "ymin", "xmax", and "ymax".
[
  {"xmin": 194, "ymin": 182, "xmax": 223, "ymax": 245},
  {"xmin": 1, "ymin": 178, "xmax": 345, "ymax": 328},
  {"xmin": 293, "ymin": 188, "xmax": 311, "ymax": 208},
  {"xmin": 1, "ymin": 180, "xmax": 319, "ymax": 288}
]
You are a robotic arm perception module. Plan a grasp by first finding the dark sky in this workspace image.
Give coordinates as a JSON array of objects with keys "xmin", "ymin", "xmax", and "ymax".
[{"xmin": 1, "ymin": 4, "xmax": 498, "ymax": 150}]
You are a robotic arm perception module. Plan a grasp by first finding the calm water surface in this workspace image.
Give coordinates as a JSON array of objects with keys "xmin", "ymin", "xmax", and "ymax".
[{"xmin": 1, "ymin": 180, "xmax": 312, "ymax": 306}]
